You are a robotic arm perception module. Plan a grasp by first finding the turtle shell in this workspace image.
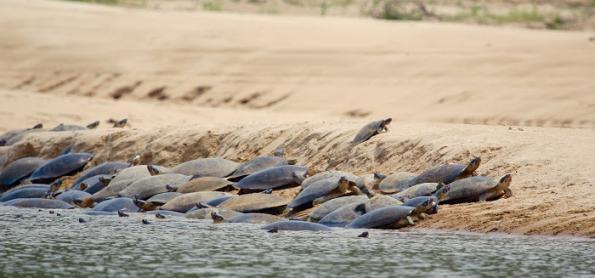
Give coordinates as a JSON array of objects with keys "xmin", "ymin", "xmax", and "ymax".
[
  {"xmin": 177, "ymin": 177, "xmax": 234, "ymax": 193},
  {"xmin": 0, "ymin": 185, "xmax": 50, "ymax": 202},
  {"xmin": 55, "ymin": 190, "xmax": 92, "ymax": 205},
  {"xmin": 288, "ymin": 178, "xmax": 342, "ymax": 209},
  {"xmin": 118, "ymin": 173, "xmax": 191, "ymax": 200},
  {"xmin": 227, "ymin": 213, "xmax": 284, "ymax": 224},
  {"xmin": 308, "ymin": 195, "xmax": 368, "ymax": 222},
  {"xmin": 172, "ymin": 158, "xmax": 239, "ymax": 178},
  {"xmin": 347, "ymin": 205, "xmax": 414, "ymax": 229},
  {"xmin": 50, "ymin": 124, "xmax": 86, "ymax": 132},
  {"xmin": 0, "ymin": 157, "xmax": 47, "ymax": 188},
  {"xmin": 235, "ymin": 165, "xmax": 308, "ymax": 191},
  {"xmin": 71, "ymin": 174, "xmax": 111, "ymax": 194},
  {"xmin": 437, "ymin": 176, "xmax": 502, "ymax": 204},
  {"xmin": 228, "ymin": 156, "xmax": 289, "ymax": 181},
  {"xmin": 378, "ymin": 172, "xmax": 416, "ymax": 194},
  {"xmin": 72, "ymin": 162, "xmax": 129, "ymax": 185},
  {"xmin": 161, "ymin": 191, "xmax": 229, "ymax": 213},
  {"xmin": 218, "ymin": 193, "xmax": 288, "ymax": 213},
  {"xmin": 262, "ymin": 220, "xmax": 331, "ymax": 232},
  {"xmin": 409, "ymin": 158, "xmax": 480, "ymax": 186},
  {"xmin": 352, "ymin": 119, "xmax": 388, "ymax": 144},
  {"xmin": 146, "ymin": 192, "xmax": 182, "ymax": 205},
  {"xmin": 6, "ymin": 198, "xmax": 74, "ymax": 209},
  {"xmin": 319, "ymin": 202, "xmax": 367, "ymax": 227},
  {"xmin": 29, "ymin": 153, "xmax": 93, "ymax": 183},
  {"xmin": 364, "ymin": 195, "xmax": 403, "ymax": 213},
  {"xmin": 391, "ymin": 182, "xmax": 441, "ymax": 202},
  {"xmin": 92, "ymin": 197, "xmax": 140, "ymax": 212}
]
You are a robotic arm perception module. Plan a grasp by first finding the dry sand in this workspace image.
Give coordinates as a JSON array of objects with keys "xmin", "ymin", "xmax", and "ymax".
[{"xmin": 0, "ymin": 0, "xmax": 594, "ymax": 237}]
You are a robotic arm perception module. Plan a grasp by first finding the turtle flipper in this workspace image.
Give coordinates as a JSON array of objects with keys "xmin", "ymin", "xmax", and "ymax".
[{"xmin": 503, "ymin": 188, "xmax": 513, "ymax": 198}]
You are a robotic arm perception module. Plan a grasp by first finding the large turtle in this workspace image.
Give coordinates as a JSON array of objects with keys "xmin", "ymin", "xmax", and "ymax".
[
  {"xmin": 172, "ymin": 158, "xmax": 239, "ymax": 178},
  {"xmin": 288, "ymin": 177, "xmax": 362, "ymax": 210},
  {"xmin": 176, "ymin": 177, "xmax": 234, "ymax": 193},
  {"xmin": 227, "ymin": 156, "xmax": 291, "ymax": 181},
  {"xmin": 346, "ymin": 205, "xmax": 415, "ymax": 229},
  {"xmin": 308, "ymin": 195, "xmax": 369, "ymax": 222},
  {"xmin": 319, "ymin": 202, "xmax": 367, "ymax": 227},
  {"xmin": 0, "ymin": 123, "xmax": 44, "ymax": 146},
  {"xmin": 4, "ymin": 198, "xmax": 74, "ymax": 209},
  {"xmin": 363, "ymin": 195, "xmax": 403, "ymax": 212},
  {"xmin": 29, "ymin": 153, "xmax": 94, "ymax": 183},
  {"xmin": 136, "ymin": 192, "xmax": 183, "ymax": 211},
  {"xmin": 377, "ymin": 172, "xmax": 417, "ymax": 194},
  {"xmin": 0, "ymin": 157, "xmax": 47, "ymax": 189},
  {"xmin": 91, "ymin": 197, "xmax": 140, "ymax": 212},
  {"xmin": 70, "ymin": 174, "xmax": 111, "ymax": 194},
  {"xmin": 186, "ymin": 207, "xmax": 242, "ymax": 220},
  {"xmin": 50, "ymin": 121, "xmax": 100, "ymax": 132},
  {"xmin": 160, "ymin": 191, "xmax": 230, "ymax": 213},
  {"xmin": 55, "ymin": 190, "xmax": 92, "ymax": 205},
  {"xmin": 407, "ymin": 157, "xmax": 481, "ymax": 187},
  {"xmin": 234, "ymin": 165, "xmax": 309, "ymax": 191},
  {"xmin": 391, "ymin": 182, "xmax": 443, "ymax": 202},
  {"xmin": 222, "ymin": 213, "xmax": 284, "ymax": 224},
  {"xmin": 0, "ymin": 185, "xmax": 50, "ymax": 202},
  {"xmin": 117, "ymin": 173, "xmax": 191, "ymax": 200},
  {"xmin": 352, "ymin": 118, "xmax": 392, "ymax": 144},
  {"xmin": 262, "ymin": 220, "xmax": 332, "ymax": 232},
  {"xmin": 300, "ymin": 171, "xmax": 372, "ymax": 197},
  {"xmin": 72, "ymin": 161, "xmax": 129, "ymax": 185},
  {"xmin": 435, "ymin": 174, "xmax": 512, "ymax": 204},
  {"xmin": 217, "ymin": 193, "xmax": 288, "ymax": 214}
]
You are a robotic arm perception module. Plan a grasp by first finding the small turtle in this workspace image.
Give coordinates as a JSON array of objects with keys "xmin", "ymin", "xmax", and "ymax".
[
  {"xmin": 352, "ymin": 118, "xmax": 392, "ymax": 144},
  {"xmin": 91, "ymin": 197, "xmax": 140, "ymax": 212},
  {"xmin": 55, "ymin": 190, "xmax": 92, "ymax": 205},
  {"xmin": 186, "ymin": 207, "xmax": 242, "ymax": 220},
  {"xmin": 0, "ymin": 123, "xmax": 44, "ymax": 146},
  {"xmin": 436, "ymin": 174, "xmax": 512, "ymax": 204},
  {"xmin": 227, "ymin": 156, "xmax": 290, "ymax": 181},
  {"xmin": 118, "ymin": 173, "xmax": 191, "ymax": 200},
  {"xmin": 347, "ymin": 205, "xmax": 415, "ymax": 229},
  {"xmin": 70, "ymin": 174, "xmax": 112, "ymax": 194},
  {"xmin": 172, "ymin": 158, "xmax": 239, "ymax": 178},
  {"xmin": 136, "ymin": 192, "xmax": 183, "ymax": 211},
  {"xmin": 0, "ymin": 157, "xmax": 47, "ymax": 189},
  {"xmin": 0, "ymin": 185, "xmax": 51, "ymax": 202},
  {"xmin": 364, "ymin": 195, "xmax": 403, "ymax": 212},
  {"xmin": 308, "ymin": 195, "xmax": 369, "ymax": 222},
  {"xmin": 29, "ymin": 153, "xmax": 94, "ymax": 183},
  {"xmin": 407, "ymin": 157, "xmax": 481, "ymax": 187},
  {"xmin": 319, "ymin": 203, "xmax": 367, "ymax": 227},
  {"xmin": 5, "ymin": 198, "xmax": 74, "ymax": 209},
  {"xmin": 288, "ymin": 177, "xmax": 362, "ymax": 210},
  {"xmin": 50, "ymin": 121, "xmax": 99, "ymax": 132},
  {"xmin": 161, "ymin": 191, "xmax": 230, "ymax": 213},
  {"xmin": 377, "ymin": 172, "xmax": 417, "ymax": 194},
  {"xmin": 391, "ymin": 182, "xmax": 443, "ymax": 202},
  {"xmin": 402, "ymin": 197, "xmax": 437, "ymax": 221},
  {"xmin": 301, "ymin": 171, "xmax": 372, "ymax": 197},
  {"xmin": 235, "ymin": 165, "xmax": 309, "ymax": 191},
  {"xmin": 262, "ymin": 220, "xmax": 332, "ymax": 232},
  {"xmin": 218, "ymin": 193, "xmax": 289, "ymax": 214},
  {"xmin": 72, "ymin": 161, "xmax": 129, "ymax": 185},
  {"xmin": 110, "ymin": 118, "xmax": 128, "ymax": 128},
  {"xmin": 205, "ymin": 195, "xmax": 232, "ymax": 207},
  {"xmin": 224, "ymin": 213, "xmax": 284, "ymax": 224},
  {"xmin": 176, "ymin": 177, "xmax": 235, "ymax": 193}
]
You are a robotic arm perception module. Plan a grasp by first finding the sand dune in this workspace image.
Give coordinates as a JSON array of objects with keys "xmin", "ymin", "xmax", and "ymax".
[{"xmin": 0, "ymin": 0, "xmax": 594, "ymax": 237}]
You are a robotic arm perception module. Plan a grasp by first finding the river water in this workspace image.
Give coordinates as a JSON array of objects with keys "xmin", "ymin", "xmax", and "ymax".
[{"xmin": 0, "ymin": 207, "xmax": 593, "ymax": 277}]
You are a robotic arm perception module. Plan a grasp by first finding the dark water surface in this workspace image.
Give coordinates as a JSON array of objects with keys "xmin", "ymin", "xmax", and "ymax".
[{"xmin": 0, "ymin": 207, "xmax": 593, "ymax": 277}]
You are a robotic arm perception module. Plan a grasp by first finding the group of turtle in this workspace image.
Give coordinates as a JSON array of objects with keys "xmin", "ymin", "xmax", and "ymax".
[{"xmin": 0, "ymin": 119, "xmax": 513, "ymax": 232}]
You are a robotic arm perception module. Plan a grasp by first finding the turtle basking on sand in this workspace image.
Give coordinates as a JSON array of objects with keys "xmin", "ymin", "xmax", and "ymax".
[
  {"xmin": 176, "ymin": 177, "xmax": 235, "ymax": 193},
  {"xmin": 172, "ymin": 158, "xmax": 239, "ymax": 178},
  {"xmin": 435, "ymin": 174, "xmax": 512, "ymax": 204},
  {"xmin": 347, "ymin": 205, "xmax": 415, "ymax": 229},
  {"xmin": 234, "ymin": 165, "xmax": 310, "ymax": 191},
  {"xmin": 319, "ymin": 202, "xmax": 367, "ymax": 227},
  {"xmin": 55, "ymin": 190, "xmax": 92, "ymax": 205},
  {"xmin": 262, "ymin": 220, "xmax": 332, "ymax": 232},
  {"xmin": 288, "ymin": 177, "xmax": 362, "ymax": 210},
  {"xmin": 352, "ymin": 118, "xmax": 392, "ymax": 144},
  {"xmin": 363, "ymin": 195, "xmax": 403, "ymax": 213},
  {"xmin": 90, "ymin": 197, "xmax": 140, "ymax": 212},
  {"xmin": 0, "ymin": 184, "xmax": 50, "ymax": 202},
  {"xmin": 402, "ymin": 197, "xmax": 438, "ymax": 221},
  {"xmin": 136, "ymin": 192, "xmax": 183, "ymax": 211},
  {"xmin": 70, "ymin": 174, "xmax": 112, "ymax": 195},
  {"xmin": 300, "ymin": 171, "xmax": 372, "ymax": 197},
  {"xmin": 117, "ymin": 173, "xmax": 191, "ymax": 200},
  {"xmin": 0, "ymin": 157, "xmax": 47, "ymax": 189},
  {"xmin": 0, "ymin": 123, "xmax": 43, "ymax": 146},
  {"xmin": 377, "ymin": 172, "xmax": 417, "ymax": 194},
  {"xmin": 227, "ymin": 156, "xmax": 293, "ymax": 181},
  {"xmin": 29, "ymin": 153, "xmax": 93, "ymax": 183},
  {"xmin": 217, "ymin": 193, "xmax": 288, "ymax": 214},
  {"xmin": 391, "ymin": 182, "xmax": 443, "ymax": 202},
  {"xmin": 4, "ymin": 198, "xmax": 74, "ymax": 209},
  {"xmin": 50, "ymin": 121, "xmax": 100, "ymax": 132},
  {"xmin": 308, "ymin": 195, "xmax": 369, "ymax": 222},
  {"xmin": 407, "ymin": 157, "xmax": 481, "ymax": 187},
  {"xmin": 72, "ymin": 161, "xmax": 129, "ymax": 186},
  {"xmin": 160, "ymin": 191, "xmax": 230, "ymax": 213}
]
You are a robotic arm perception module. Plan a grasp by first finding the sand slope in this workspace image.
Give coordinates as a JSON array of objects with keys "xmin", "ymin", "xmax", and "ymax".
[{"xmin": 0, "ymin": 0, "xmax": 594, "ymax": 237}]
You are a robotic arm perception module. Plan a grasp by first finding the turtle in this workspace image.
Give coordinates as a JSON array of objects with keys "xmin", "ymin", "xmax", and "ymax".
[
  {"xmin": 0, "ymin": 185, "xmax": 50, "ymax": 202},
  {"xmin": 407, "ymin": 157, "xmax": 481, "ymax": 187},
  {"xmin": 0, "ymin": 123, "xmax": 44, "ymax": 146},
  {"xmin": 234, "ymin": 165, "xmax": 309, "ymax": 191},
  {"xmin": 55, "ymin": 190, "xmax": 92, "ymax": 205},
  {"xmin": 217, "ymin": 193, "xmax": 289, "ymax": 214},
  {"xmin": 352, "ymin": 118, "xmax": 392, "ymax": 144},
  {"xmin": 117, "ymin": 173, "xmax": 191, "ymax": 200},
  {"xmin": 391, "ymin": 182, "xmax": 443, "ymax": 202},
  {"xmin": 346, "ymin": 205, "xmax": 415, "ymax": 229},
  {"xmin": 91, "ymin": 197, "xmax": 140, "ymax": 212},
  {"xmin": 205, "ymin": 195, "xmax": 232, "ymax": 207},
  {"xmin": 301, "ymin": 171, "xmax": 372, "ymax": 197},
  {"xmin": 70, "ymin": 174, "xmax": 112, "ymax": 194},
  {"xmin": 288, "ymin": 177, "xmax": 362, "ymax": 210},
  {"xmin": 29, "ymin": 153, "xmax": 94, "ymax": 183},
  {"xmin": 0, "ymin": 157, "xmax": 47, "ymax": 189},
  {"xmin": 136, "ymin": 192, "xmax": 183, "ymax": 211},
  {"xmin": 435, "ymin": 174, "xmax": 512, "ymax": 204},
  {"xmin": 319, "ymin": 203, "xmax": 367, "ymax": 227},
  {"xmin": 4, "ymin": 198, "xmax": 74, "ymax": 209},
  {"xmin": 72, "ymin": 161, "xmax": 129, "ymax": 185},
  {"xmin": 176, "ymin": 177, "xmax": 235, "ymax": 193},
  {"xmin": 50, "ymin": 121, "xmax": 99, "ymax": 132},
  {"xmin": 402, "ymin": 196, "xmax": 439, "ymax": 220},
  {"xmin": 160, "ymin": 191, "xmax": 230, "ymax": 213},
  {"xmin": 308, "ymin": 195, "xmax": 369, "ymax": 222},
  {"xmin": 186, "ymin": 207, "xmax": 242, "ymax": 220},
  {"xmin": 377, "ymin": 172, "xmax": 417, "ymax": 194},
  {"xmin": 109, "ymin": 118, "xmax": 128, "ymax": 128},
  {"xmin": 172, "ymin": 158, "xmax": 239, "ymax": 178},
  {"xmin": 363, "ymin": 195, "xmax": 403, "ymax": 213},
  {"xmin": 227, "ymin": 156, "xmax": 291, "ymax": 181},
  {"xmin": 262, "ymin": 220, "xmax": 332, "ymax": 232},
  {"xmin": 223, "ymin": 213, "xmax": 284, "ymax": 224}
]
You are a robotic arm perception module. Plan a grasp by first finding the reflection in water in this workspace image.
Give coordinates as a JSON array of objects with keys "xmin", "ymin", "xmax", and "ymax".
[{"xmin": 1, "ymin": 207, "xmax": 593, "ymax": 276}]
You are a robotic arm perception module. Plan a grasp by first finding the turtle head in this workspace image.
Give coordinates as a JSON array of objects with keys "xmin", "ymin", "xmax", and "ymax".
[
  {"xmin": 78, "ymin": 183, "xmax": 88, "ymax": 191},
  {"xmin": 147, "ymin": 164, "xmax": 160, "ymax": 176},
  {"xmin": 86, "ymin": 121, "xmax": 100, "ymax": 129},
  {"xmin": 32, "ymin": 123, "xmax": 43, "ymax": 129},
  {"xmin": 74, "ymin": 197, "xmax": 94, "ymax": 208},
  {"xmin": 371, "ymin": 172, "xmax": 386, "ymax": 190},
  {"xmin": 133, "ymin": 198, "xmax": 149, "ymax": 210},
  {"xmin": 413, "ymin": 198, "xmax": 436, "ymax": 215},
  {"xmin": 211, "ymin": 211, "xmax": 224, "ymax": 223},
  {"xmin": 337, "ymin": 176, "xmax": 350, "ymax": 193},
  {"xmin": 48, "ymin": 178, "xmax": 63, "ymax": 193},
  {"xmin": 273, "ymin": 147, "xmax": 285, "ymax": 157},
  {"xmin": 435, "ymin": 184, "xmax": 450, "ymax": 202},
  {"xmin": 286, "ymin": 159, "xmax": 298, "ymax": 165},
  {"xmin": 354, "ymin": 203, "xmax": 367, "ymax": 214},
  {"xmin": 165, "ymin": 184, "xmax": 177, "ymax": 192},
  {"xmin": 98, "ymin": 176, "xmax": 112, "ymax": 185},
  {"xmin": 380, "ymin": 118, "xmax": 392, "ymax": 132},
  {"xmin": 465, "ymin": 157, "xmax": 482, "ymax": 174},
  {"xmin": 499, "ymin": 174, "xmax": 512, "ymax": 187}
]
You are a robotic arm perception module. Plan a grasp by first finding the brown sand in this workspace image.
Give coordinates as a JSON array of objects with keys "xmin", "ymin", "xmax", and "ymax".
[{"xmin": 0, "ymin": 0, "xmax": 594, "ymax": 237}]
